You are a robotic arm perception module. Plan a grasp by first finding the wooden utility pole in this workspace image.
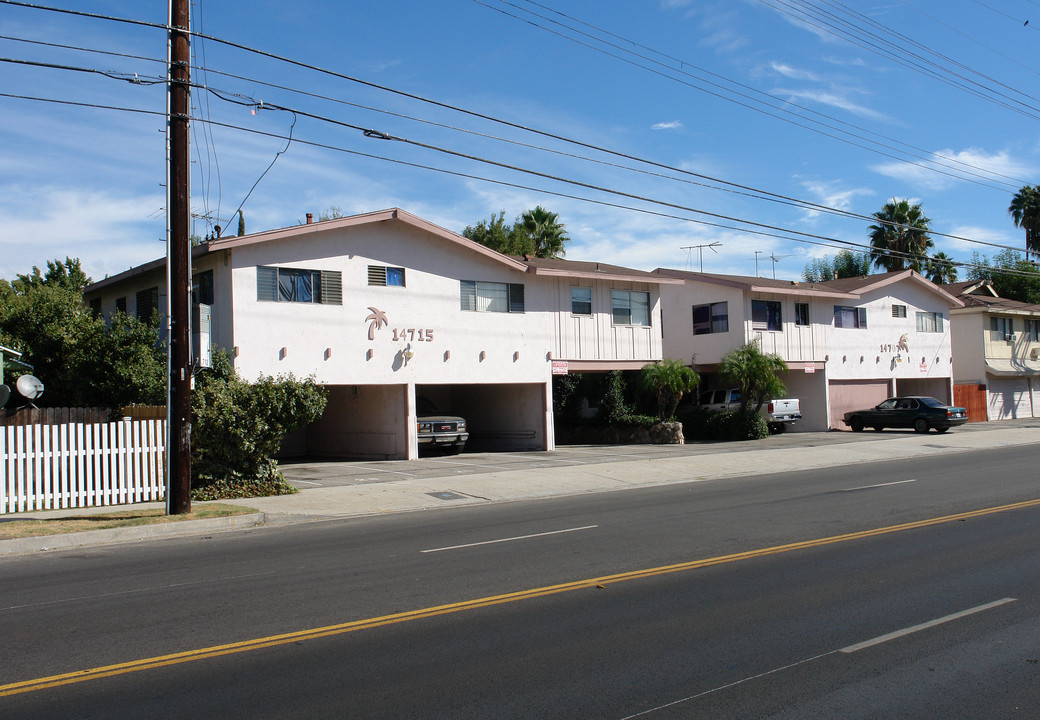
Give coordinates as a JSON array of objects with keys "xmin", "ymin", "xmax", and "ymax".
[{"xmin": 167, "ymin": 0, "xmax": 191, "ymax": 514}]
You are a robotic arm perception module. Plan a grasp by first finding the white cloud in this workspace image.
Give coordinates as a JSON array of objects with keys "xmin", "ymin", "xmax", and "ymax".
[
  {"xmin": 871, "ymin": 148, "xmax": 1036, "ymax": 191},
  {"xmin": 651, "ymin": 121, "xmax": 684, "ymax": 131},
  {"xmin": 769, "ymin": 62, "xmax": 821, "ymax": 82},
  {"xmin": 798, "ymin": 178, "xmax": 874, "ymax": 221},
  {"xmin": 773, "ymin": 87, "xmax": 890, "ymax": 121}
]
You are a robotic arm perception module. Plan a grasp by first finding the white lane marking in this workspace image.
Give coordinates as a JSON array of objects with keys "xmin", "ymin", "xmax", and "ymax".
[
  {"xmin": 421, "ymin": 525, "xmax": 598, "ymax": 553},
  {"xmin": 618, "ymin": 651, "xmax": 837, "ymax": 719},
  {"xmin": 842, "ymin": 478, "xmax": 917, "ymax": 492},
  {"xmin": 424, "ymin": 459, "xmax": 511, "ymax": 470},
  {"xmin": 840, "ymin": 598, "xmax": 1017, "ymax": 653},
  {"xmin": 0, "ymin": 571, "xmax": 279, "ymax": 612},
  {"xmin": 291, "ymin": 480, "xmax": 323, "ymax": 486}
]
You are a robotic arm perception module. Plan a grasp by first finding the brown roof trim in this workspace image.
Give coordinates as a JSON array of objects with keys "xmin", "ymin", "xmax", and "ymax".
[
  {"xmin": 652, "ymin": 268, "xmax": 857, "ymax": 299},
  {"xmin": 209, "ymin": 207, "xmax": 530, "ymax": 272}
]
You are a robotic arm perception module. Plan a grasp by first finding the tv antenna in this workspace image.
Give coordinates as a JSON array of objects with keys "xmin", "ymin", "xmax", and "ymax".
[
  {"xmin": 768, "ymin": 253, "xmax": 792, "ymax": 279},
  {"xmin": 680, "ymin": 242, "xmax": 721, "ymax": 272}
]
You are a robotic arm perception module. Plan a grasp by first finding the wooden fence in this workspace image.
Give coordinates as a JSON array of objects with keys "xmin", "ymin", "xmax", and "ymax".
[{"xmin": 0, "ymin": 419, "xmax": 166, "ymax": 514}]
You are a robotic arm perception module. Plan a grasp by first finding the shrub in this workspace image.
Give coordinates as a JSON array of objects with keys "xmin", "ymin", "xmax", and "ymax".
[{"xmin": 190, "ymin": 352, "xmax": 327, "ymax": 499}]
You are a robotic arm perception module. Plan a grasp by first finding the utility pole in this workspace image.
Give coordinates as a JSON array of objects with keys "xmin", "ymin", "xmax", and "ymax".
[{"xmin": 167, "ymin": 0, "xmax": 191, "ymax": 514}]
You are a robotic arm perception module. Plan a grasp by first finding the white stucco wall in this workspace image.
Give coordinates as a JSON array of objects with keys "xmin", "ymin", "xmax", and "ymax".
[
  {"xmin": 818, "ymin": 283, "xmax": 954, "ymax": 384},
  {"xmin": 226, "ymin": 221, "xmax": 554, "ymax": 387}
]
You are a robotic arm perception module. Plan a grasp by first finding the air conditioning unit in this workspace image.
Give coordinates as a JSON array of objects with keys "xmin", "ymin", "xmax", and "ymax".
[
  {"xmin": 1031, "ymin": 348, "xmax": 1039, "ymax": 360},
  {"xmin": 1007, "ymin": 334, "xmax": 1016, "ymax": 344}
]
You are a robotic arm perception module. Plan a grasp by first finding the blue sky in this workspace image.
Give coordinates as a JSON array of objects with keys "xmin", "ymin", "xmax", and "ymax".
[{"xmin": 2, "ymin": 0, "xmax": 1040, "ymax": 283}]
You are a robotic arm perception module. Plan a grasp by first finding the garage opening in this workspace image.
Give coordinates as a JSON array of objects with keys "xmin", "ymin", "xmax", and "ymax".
[{"xmin": 418, "ymin": 383, "xmax": 547, "ymax": 453}]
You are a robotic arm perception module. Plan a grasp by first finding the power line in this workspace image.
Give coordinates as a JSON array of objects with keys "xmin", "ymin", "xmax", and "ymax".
[{"xmin": 3, "ymin": 88, "xmax": 1036, "ymax": 281}]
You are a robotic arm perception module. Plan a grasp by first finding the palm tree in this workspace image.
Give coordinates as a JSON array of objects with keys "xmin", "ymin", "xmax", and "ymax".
[
  {"xmin": 868, "ymin": 199, "xmax": 933, "ymax": 273},
  {"xmin": 925, "ymin": 252, "xmax": 958, "ymax": 284},
  {"xmin": 718, "ymin": 342, "xmax": 788, "ymax": 414},
  {"xmin": 518, "ymin": 206, "xmax": 568, "ymax": 258},
  {"xmin": 1008, "ymin": 185, "xmax": 1040, "ymax": 260}
]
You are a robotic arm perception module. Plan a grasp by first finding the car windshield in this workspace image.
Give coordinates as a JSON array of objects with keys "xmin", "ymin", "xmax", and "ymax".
[{"xmin": 918, "ymin": 397, "xmax": 945, "ymax": 408}]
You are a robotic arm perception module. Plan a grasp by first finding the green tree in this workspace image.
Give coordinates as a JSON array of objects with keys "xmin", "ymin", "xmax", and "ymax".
[
  {"xmin": 802, "ymin": 250, "xmax": 871, "ymax": 282},
  {"xmin": 0, "ymin": 260, "xmax": 165, "ymax": 409},
  {"xmin": 718, "ymin": 342, "xmax": 787, "ymax": 413},
  {"xmin": 14, "ymin": 257, "xmax": 90, "ymax": 294},
  {"xmin": 925, "ymin": 251, "xmax": 958, "ymax": 285},
  {"xmin": 317, "ymin": 205, "xmax": 346, "ymax": 221},
  {"xmin": 639, "ymin": 360, "xmax": 699, "ymax": 421},
  {"xmin": 967, "ymin": 250, "xmax": 1040, "ymax": 303},
  {"xmin": 1008, "ymin": 185, "xmax": 1040, "ymax": 260},
  {"xmin": 463, "ymin": 206, "xmax": 569, "ymax": 258},
  {"xmin": 868, "ymin": 199, "xmax": 933, "ymax": 273},
  {"xmin": 516, "ymin": 206, "xmax": 568, "ymax": 258},
  {"xmin": 191, "ymin": 351, "xmax": 327, "ymax": 499},
  {"xmin": 237, "ymin": 212, "xmax": 246, "ymax": 237}
]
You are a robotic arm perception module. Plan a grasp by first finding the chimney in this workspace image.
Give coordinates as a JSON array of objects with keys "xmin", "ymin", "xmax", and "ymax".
[
  {"xmin": 214, "ymin": 225, "xmax": 221, "ymax": 238},
  {"xmin": 306, "ymin": 213, "xmax": 314, "ymax": 224}
]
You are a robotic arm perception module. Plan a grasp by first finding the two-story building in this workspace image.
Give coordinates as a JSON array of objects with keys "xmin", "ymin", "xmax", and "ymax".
[
  {"xmin": 654, "ymin": 268, "xmax": 962, "ymax": 430},
  {"xmin": 946, "ymin": 280, "xmax": 1040, "ymax": 420},
  {"xmin": 84, "ymin": 208, "xmax": 675, "ymax": 458}
]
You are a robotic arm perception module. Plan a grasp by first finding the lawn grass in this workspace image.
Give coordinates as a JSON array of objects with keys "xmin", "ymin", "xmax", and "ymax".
[{"xmin": 0, "ymin": 503, "xmax": 257, "ymax": 539}]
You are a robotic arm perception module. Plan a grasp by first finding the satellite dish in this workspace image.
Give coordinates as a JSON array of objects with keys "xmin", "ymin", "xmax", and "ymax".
[
  {"xmin": 0, "ymin": 385, "xmax": 9, "ymax": 408},
  {"xmin": 16, "ymin": 374, "xmax": 44, "ymax": 400}
]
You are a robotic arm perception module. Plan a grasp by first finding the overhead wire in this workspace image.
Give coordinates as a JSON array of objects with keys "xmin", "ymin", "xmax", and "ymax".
[
  {"xmin": 2, "ymin": 87, "xmax": 1036, "ymax": 281},
  {"xmin": 476, "ymin": 0, "xmax": 1028, "ymax": 190}
]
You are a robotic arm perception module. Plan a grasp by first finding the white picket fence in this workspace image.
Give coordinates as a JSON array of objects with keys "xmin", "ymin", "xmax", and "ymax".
[{"xmin": 0, "ymin": 420, "xmax": 166, "ymax": 514}]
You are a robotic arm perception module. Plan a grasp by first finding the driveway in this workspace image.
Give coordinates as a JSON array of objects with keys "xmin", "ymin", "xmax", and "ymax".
[{"xmin": 278, "ymin": 419, "xmax": 1040, "ymax": 489}]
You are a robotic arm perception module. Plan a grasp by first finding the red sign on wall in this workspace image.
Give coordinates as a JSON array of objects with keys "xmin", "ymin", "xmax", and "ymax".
[{"xmin": 552, "ymin": 360, "xmax": 569, "ymax": 375}]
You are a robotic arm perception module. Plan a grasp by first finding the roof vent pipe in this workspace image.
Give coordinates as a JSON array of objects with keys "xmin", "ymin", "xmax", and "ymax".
[{"xmin": 306, "ymin": 213, "xmax": 314, "ymax": 224}]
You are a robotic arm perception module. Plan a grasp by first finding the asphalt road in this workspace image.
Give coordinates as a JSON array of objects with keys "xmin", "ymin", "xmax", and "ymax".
[{"xmin": 1, "ymin": 444, "xmax": 1038, "ymax": 718}]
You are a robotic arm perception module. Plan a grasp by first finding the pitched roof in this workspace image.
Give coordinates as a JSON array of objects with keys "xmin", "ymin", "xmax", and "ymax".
[
  {"xmin": 520, "ymin": 257, "xmax": 682, "ymax": 284},
  {"xmin": 652, "ymin": 268, "xmax": 858, "ymax": 299}
]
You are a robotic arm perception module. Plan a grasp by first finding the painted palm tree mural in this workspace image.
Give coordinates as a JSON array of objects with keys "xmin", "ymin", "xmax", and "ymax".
[{"xmin": 366, "ymin": 307, "xmax": 388, "ymax": 340}]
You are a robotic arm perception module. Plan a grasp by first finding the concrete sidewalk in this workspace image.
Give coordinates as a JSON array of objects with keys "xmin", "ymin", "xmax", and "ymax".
[{"xmin": 1, "ymin": 422, "xmax": 1035, "ymax": 556}]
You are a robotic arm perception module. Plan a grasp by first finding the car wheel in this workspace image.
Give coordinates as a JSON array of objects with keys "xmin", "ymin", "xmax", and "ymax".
[
  {"xmin": 935, "ymin": 426, "xmax": 949, "ymax": 434},
  {"xmin": 872, "ymin": 426, "xmax": 884, "ymax": 432},
  {"xmin": 849, "ymin": 417, "xmax": 864, "ymax": 432},
  {"xmin": 914, "ymin": 418, "xmax": 929, "ymax": 433}
]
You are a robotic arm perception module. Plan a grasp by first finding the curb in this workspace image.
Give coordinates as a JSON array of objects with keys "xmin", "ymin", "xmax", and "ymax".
[{"xmin": 0, "ymin": 512, "xmax": 267, "ymax": 557}]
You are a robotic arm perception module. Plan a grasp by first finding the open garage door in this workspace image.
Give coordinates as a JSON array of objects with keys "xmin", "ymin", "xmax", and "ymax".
[
  {"xmin": 828, "ymin": 380, "xmax": 890, "ymax": 430},
  {"xmin": 418, "ymin": 382, "xmax": 549, "ymax": 452}
]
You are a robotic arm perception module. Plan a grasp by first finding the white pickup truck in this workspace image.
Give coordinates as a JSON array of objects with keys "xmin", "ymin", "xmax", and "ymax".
[{"xmin": 697, "ymin": 388, "xmax": 802, "ymax": 434}]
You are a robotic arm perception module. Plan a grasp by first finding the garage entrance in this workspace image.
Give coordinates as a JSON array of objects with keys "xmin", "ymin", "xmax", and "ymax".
[
  {"xmin": 419, "ymin": 382, "xmax": 549, "ymax": 453},
  {"xmin": 828, "ymin": 380, "xmax": 890, "ymax": 430}
]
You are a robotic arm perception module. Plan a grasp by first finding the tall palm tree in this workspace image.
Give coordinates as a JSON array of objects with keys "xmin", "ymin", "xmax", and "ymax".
[
  {"xmin": 868, "ymin": 199, "xmax": 933, "ymax": 273},
  {"xmin": 925, "ymin": 251, "xmax": 958, "ymax": 284},
  {"xmin": 1008, "ymin": 185, "xmax": 1040, "ymax": 260},
  {"xmin": 518, "ymin": 206, "xmax": 568, "ymax": 258}
]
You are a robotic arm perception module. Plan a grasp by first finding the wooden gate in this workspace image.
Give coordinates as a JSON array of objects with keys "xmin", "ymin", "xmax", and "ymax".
[{"xmin": 953, "ymin": 383, "xmax": 988, "ymax": 422}]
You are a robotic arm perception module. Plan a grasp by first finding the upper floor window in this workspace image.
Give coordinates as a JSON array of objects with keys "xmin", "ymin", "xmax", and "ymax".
[
  {"xmin": 611, "ymin": 290, "xmax": 650, "ymax": 326},
  {"xmin": 136, "ymin": 287, "xmax": 159, "ymax": 322},
  {"xmin": 571, "ymin": 286, "xmax": 592, "ymax": 315},
  {"xmin": 692, "ymin": 301, "xmax": 728, "ymax": 335},
  {"xmin": 752, "ymin": 299, "xmax": 782, "ymax": 332},
  {"xmin": 916, "ymin": 311, "xmax": 943, "ymax": 333},
  {"xmin": 368, "ymin": 265, "xmax": 405, "ymax": 287},
  {"xmin": 192, "ymin": 270, "xmax": 214, "ymax": 305},
  {"xmin": 257, "ymin": 266, "xmax": 343, "ymax": 305},
  {"xmin": 115, "ymin": 296, "xmax": 127, "ymax": 314},
  {"xmin": 1026, "ymin": 319, "xmax": 1040, "ymax": 342},
  {"xmin": 795, "ymin": 302, "xmax": 810, "ymax": 326},
  {"xmin": 834, "ymin": 305, "xmax": 867, "ymax": 329},
  {"xmin": 89, "ymin": 297, "xmax": 102, "ymax": 318},
  {"xmin": 991, "ymin": 316, "xmax": 1013, "ymax": 340},
  {"xmin": 460, "ymin": 280, "xmax": 525, "ymax": 313},
  {"xmin": 892, "ymin": 304, "xmax": 907, "ymax": 318}
]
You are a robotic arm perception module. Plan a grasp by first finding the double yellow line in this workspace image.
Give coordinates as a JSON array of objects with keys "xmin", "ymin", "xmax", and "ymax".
[{"xmin": 4, "ymin": 497, "xmax": 1039, "ymax": 698}]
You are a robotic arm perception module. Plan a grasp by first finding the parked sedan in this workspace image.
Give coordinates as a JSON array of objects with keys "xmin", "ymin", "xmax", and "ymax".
[{"xmin": 843, "ymin": 396, "xmax": 968, "ymax": 434}]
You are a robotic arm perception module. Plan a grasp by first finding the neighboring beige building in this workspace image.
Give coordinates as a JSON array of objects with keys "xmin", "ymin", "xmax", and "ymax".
[
  {"xmin": 946, "ymin": 280, "xmax": 1040, "ymax": 420},
  {"xmin": 655, "ymin": 269, "xmax": 963, "ymax": 430},
  {"xmin": 84, "ymin": 208, "xmax": 675, "ymax": 458}
]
